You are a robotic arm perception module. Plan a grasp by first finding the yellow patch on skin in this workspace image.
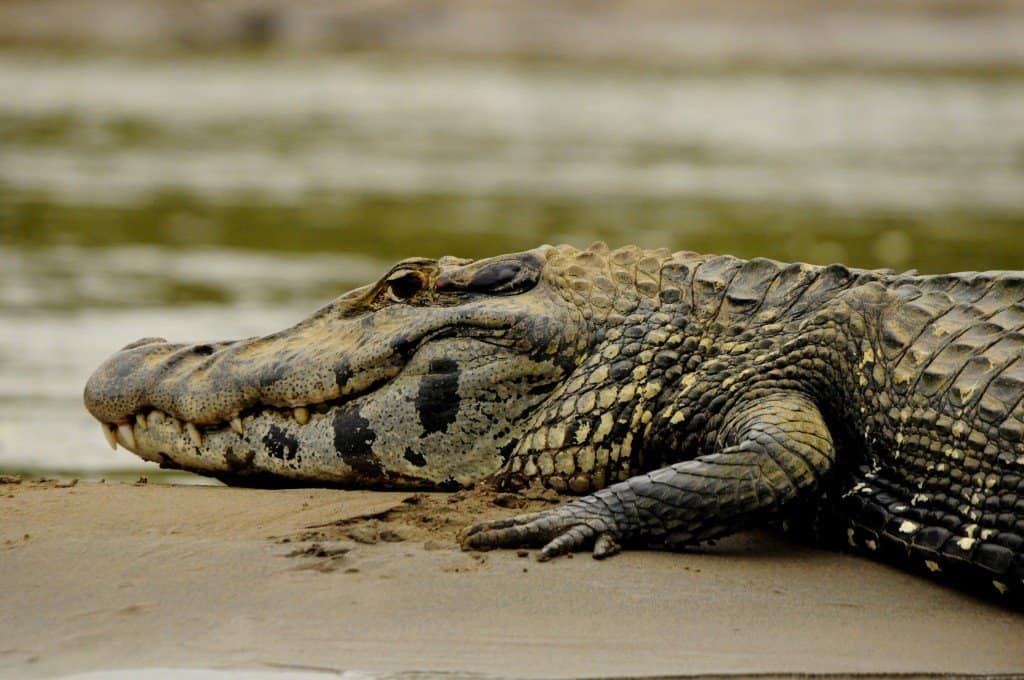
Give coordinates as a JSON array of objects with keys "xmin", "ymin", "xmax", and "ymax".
[
  {"xmin": 620, "ymin": 432, "xmax": 634, "ymax": 457},
  {"xmin": 865, "ymin": 539, "xmax": 878, "ymax": 551},
  {"xmin": 898, "ymin": 520, "xmax": 919, "ymax": 534},
  {"xmin": 632, "ymin": 365, "xmax": 649, "ymax": 382},
  {"xmin": 546, "ymin": 425, "xmax": 566, "ymax": 449},
  {"xmin": 993, "ymin": 581, "xmax": 1009, "ymax": 595},
  {"xmin": 597, "ymin": 388, "xmax": 617, "ymax": 409},
  {"xmin": 569, "ymin": 475, "xmax": 590, "ymax": 494},
  {"xmin": 574, "ymin": 421, "xmax": 591, "ymax": 445},
  {"xmin": 554, "ymin": 449, "xmax": 575, "ymax": 476},
  {"xmin": 645, "ymin": 330, "xmax": 668, "ymax": 345},
  {"xmin": 956, "ymin": 537, "xmax": 976, "ymax": 551},
  {"xmin": 577, "ymin": 391, "xmax": 596, "ymax": 414},
  {"xmin": 594, "ymin": 412, "xmax": 614, "ymax": 442},
  {"xmin": 925, "ymin": 560, "xmax": 940, "ymax": 573},
  {"xmin": 536, "ymin": 452, "xmax": 554, "ymax": 477},
  {"xmin": 577, "ymin": 447, "xmax": 595, "ymax": 472},
  {"xmin": 629, "ymin": 409, "xmax": 643, "ymax": 428},
  {"xmin": 643, "ymin": 382, "xmax": 661, "ymax": 400},
  {"xmin": 670, "ymin": 411, "xmax": 686, "ymax": 425},
  {"xmin": 617, "ymin": 384, "xmax": 636, "ymax": 403},
  {"xmin": 588, "ymin": 365, "xmax": 609, "ymax": 385},
  {"xmin": 530, "ymin": 430, "xmax": 547, "ymax": 452},
  {"xmin": 602, "ymin": 345, "xmax": 620, "ymax": 360}
]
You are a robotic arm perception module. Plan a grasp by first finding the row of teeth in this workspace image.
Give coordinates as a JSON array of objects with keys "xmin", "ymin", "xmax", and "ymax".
[{"xmin": 101, "ymin": 406, "xmax": 313, "ymax": 451}]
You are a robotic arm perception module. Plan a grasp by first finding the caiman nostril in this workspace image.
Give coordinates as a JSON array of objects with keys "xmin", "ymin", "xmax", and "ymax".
[{"xmin": 193, "ymin": 344, "xmax": 215, "ymax": 356}]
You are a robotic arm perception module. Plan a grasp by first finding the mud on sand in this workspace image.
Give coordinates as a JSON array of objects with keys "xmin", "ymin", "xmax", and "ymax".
[{"xmin": 2, "ymin": 479, "xmax": 1023, "ymax": 679}]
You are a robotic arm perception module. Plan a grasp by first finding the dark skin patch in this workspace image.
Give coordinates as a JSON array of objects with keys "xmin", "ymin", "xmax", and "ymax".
[
  {"xmin": 498, "ymin": 439, "xmax": 517, "ymax": 464},
  {"xmin": 259, "ymin": 363, "xmax": 289, "ymax": 388},
  {"xmin": 439, "ymin": 476, "xmax": 463, "ymax": 492},
  {"xmin": 333, "ymin": 408, "xmax": 383, "ymax": 477},
  {"xmin": 404, "ymin": 447, "xmax": 427, "ymax": 467},
  {"xmin": 333, "ymin": 357, "xmax": 351, "ymax": 391},
  {"xmin": 262, "ymin": 425, "xmax": 299, "ymax": 462},
  {"xmin": 157, "ymin": 452, "xmax": 181, "ymax": 470},
  {"xmin": 416, "ymin": 358, "xmax": 461, "ymax": 434},
  {"xmin": 224, "ymin": 446, "xmax": 256, "ymax": 471}
]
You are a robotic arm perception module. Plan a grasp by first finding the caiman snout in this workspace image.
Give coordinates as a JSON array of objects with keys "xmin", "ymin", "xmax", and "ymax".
[
  {"xmin": 85, "ymin": 335, "xmax": 259, "ymax": 452},
  {"xmin": 82, "ymin": 310, "xmax": 419, "ymax": 483},
  {"xmin": 85, "ymin": 337, "xmax": 244, "ymax": 426},
  {"xmin": 83, "ymin": 336, "xmax": 168, "ymax": 424}
]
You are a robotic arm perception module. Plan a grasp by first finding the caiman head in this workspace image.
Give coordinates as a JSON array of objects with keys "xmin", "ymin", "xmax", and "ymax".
[{"xmin": 84, "ymin": 245, "xmax": 599, "ymax": 489}]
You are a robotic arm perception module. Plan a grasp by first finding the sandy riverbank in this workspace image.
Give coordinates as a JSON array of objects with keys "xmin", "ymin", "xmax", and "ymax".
[{"xmin": 2, "ymin": 479, "xmax": 1023, "ymax": 678}]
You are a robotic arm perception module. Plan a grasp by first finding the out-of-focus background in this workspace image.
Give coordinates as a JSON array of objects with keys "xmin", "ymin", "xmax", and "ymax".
[{"xmin": 2, "ymin": 0, "xmax": 1023, "ymax": 480}]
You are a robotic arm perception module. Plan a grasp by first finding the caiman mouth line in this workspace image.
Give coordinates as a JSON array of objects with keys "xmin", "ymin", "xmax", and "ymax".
[
  {"xmin": 99, "ymin": 323, "xmax": 514, "ymax": 453},
  {"xmin": 100, "ymin": 378, "xmax": 388, "ymax": 453}
]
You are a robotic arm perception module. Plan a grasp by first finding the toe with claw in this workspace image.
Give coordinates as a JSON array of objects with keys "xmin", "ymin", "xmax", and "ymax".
[{"xmin": 462, "ymin": 495, "xmax": 628, "ymax": 560}]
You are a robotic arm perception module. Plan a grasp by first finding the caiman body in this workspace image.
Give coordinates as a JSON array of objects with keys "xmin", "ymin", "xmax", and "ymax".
[{"xmin": 85, "ymin": 243, "xmax": 1024, "ymax": 604}]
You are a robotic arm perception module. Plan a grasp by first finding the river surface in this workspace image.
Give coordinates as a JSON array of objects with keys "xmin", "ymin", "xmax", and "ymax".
[{"xmin": 2, "ymin": 51, "xmax": 1023, "ymax": 479}]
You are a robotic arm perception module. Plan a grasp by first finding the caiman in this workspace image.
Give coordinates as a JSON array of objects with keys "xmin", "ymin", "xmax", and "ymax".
[{"xmin": 84, "ymin": 243, "xmax": 1024, "ymax": 605}]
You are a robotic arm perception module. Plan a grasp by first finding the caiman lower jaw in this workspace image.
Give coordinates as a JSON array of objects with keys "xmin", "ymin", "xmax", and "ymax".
[{"xmin": 101, "ymin": 399, "xmax": 445, "ymax": 489}]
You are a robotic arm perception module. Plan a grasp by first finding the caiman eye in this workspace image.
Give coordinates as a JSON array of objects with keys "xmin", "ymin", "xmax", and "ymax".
[{"xmin": 386, "ymin": 270, "xmax": 425, "ymax": 302}]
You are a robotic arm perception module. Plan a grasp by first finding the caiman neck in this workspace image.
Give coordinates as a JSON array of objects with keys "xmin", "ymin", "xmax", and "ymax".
[{"xmin": 500, "ymin": 249, "xmax": 878, "ymax": 494}]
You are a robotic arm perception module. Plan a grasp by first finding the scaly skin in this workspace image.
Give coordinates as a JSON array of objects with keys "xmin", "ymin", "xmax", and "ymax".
[{"xmin": 84, "ymin": 243, "xmax": 1024, "ymax": 605}]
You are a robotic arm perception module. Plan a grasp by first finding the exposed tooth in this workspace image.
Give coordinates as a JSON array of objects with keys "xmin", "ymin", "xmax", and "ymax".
[
  {"xmin": 185, "ymin": 423, "xmax": 203, "ymax": 448},
  {"xmin": 293, "ymin": 407, "xmax": 310, "ymax": 425},
  {"xmin": 231, "ymin": 417, "xmax": 244, "ymax": 435},
  {"xmin": 102, "ymin": 424, "xmax": 118, "ymax": 450},
  {"xmin": 148, "ymin": 410, "xmax": 164, "ymax": 428},
  {"xmin": 170, "ymin": 417, "xmax": 182, "ymax": 434},
  {"xmin": 136, "ymin": 413, "xmax": 148, "ymax": 430},
  {"xmin": 118, "ymin": 423, "xmax": 137, "ymax": 450}
]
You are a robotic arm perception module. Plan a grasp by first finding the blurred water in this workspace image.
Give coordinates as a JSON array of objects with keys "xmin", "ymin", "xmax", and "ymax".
[{"xmin": 1, "ymin": 51, "xmax": 1023, "ymax": 478}]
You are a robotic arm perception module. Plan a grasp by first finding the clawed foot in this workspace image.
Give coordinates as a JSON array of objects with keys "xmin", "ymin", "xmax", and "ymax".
[{"xmin": 461, "ymin": 499, "xmax": 624, "ymax": 560}]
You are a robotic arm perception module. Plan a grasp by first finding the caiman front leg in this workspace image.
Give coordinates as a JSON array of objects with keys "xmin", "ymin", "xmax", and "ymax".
[{"xmin": 463, "ymin": 392, "xmax": 835, "ymax": 559}]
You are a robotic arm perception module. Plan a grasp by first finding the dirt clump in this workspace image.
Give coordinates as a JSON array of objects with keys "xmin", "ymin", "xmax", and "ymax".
[{"xmin": 278, "ymin": 485, "xmax": 560, "ymax": 568}]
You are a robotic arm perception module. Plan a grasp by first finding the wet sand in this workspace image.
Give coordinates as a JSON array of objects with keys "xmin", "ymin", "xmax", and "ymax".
[{"xmin": 2, "ymin": 480, "xmax": 1023, "ymax": 678}]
